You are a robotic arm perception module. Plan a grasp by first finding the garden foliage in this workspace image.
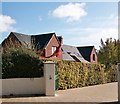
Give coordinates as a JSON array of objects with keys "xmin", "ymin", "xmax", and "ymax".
[
  {"xmin": 57, "ymin": 60, "xmax": 117, "ymax": 90},
  {"xmin": 2, "ymin": 46, "xmax": 43, "ymax": 79}
]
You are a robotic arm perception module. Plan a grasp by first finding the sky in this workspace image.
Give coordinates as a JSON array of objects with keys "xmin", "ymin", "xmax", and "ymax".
[{"xmin": 0, "ymin": 2, "xmax": 118, "ymax": 49}]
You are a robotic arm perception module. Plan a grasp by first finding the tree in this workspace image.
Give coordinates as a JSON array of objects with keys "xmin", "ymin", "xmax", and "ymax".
[{"xmin": 98, "ymin": 38, "xmax": 119, "ymax": 69}]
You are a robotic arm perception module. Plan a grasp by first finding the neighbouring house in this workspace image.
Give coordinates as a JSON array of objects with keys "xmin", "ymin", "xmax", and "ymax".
[
  {"xmin": 2, "ymin": 32, "xmax": 62, "ymax": 60},
  {"xmin": 62, "ymin": 45, "xmax": 88, "ymax": 63},
  {"xmin": 77, "ymin": 46, "xmax": 98, "ymax": 63}
]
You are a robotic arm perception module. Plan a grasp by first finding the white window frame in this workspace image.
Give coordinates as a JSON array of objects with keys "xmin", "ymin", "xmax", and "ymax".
[{"xmin": 52, "ymin": 46, "xmax": 56, "ymax": 54}]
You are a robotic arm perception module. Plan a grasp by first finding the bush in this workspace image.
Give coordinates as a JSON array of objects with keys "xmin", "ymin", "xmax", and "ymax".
[
  {"xmin": 2, "ymin": 47, "xmax": 43, "ymax": 79},
  {"xmin": 57, "ymin": 60, "xmax": 117, "ymax": 90},
  {"xmin": 105, "ymin": 65, "xmax": 118, "ymax": 83}
]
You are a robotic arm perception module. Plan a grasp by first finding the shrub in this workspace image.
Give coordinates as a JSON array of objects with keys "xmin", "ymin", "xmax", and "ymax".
[
  {"xmin": 2, "ymin": 46, "xmax": 43, "ymax": 79},
  {"xmin": 57, "ymin": 60, "xmax": 117, "ymax": 90},
  {"xmin": 105, "ymin": 65, "xmax": 118, "ymax": 83}
]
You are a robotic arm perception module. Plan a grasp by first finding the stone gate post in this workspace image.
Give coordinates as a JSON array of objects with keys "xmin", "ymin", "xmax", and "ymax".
[
  {"xmin": 44, "ymin": 61, "xmax": 55, "ymax": 96},
  {"xmin": 118, "ymin": 63, "xmax": 120, "ymax": 101}
]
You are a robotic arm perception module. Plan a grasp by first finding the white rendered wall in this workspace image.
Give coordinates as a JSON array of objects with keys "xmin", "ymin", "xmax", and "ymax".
[{"xmin": 2, "ymin": 77, "xmax": 45, "ymax": 96}]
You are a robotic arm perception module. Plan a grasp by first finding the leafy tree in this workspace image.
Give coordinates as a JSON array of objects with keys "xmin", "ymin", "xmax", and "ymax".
[{"xmin": 98, "ymin": 38, "xmax": 119, "ymax": 69}]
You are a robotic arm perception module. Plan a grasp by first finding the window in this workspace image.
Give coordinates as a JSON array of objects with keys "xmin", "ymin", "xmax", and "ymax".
[
  {"xmin": 93, "ymin": 54, "xmax": 95, "ymax": 61},
  {"xmin": 52, "ymin": 46, "xmax": 56, "ymax": 54},
  {"xmin": 67, "ymin": 52, "xmax": 71, "ymax": 54}
]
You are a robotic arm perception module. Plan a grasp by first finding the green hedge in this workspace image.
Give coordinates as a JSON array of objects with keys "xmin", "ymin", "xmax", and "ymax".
[
  {"xmin": 2, "ymin": 47, "xmax": 44, "ymax": 79},
  {"xmin": 57, "ymin": 60, "xmax": 117, "ymax": 90},
  {"xmin": 1, "ymin": 46, "xmax": 59, "ymax": 79},
  {"xmin": 105, "ymin": 65, "xmax": 117, "ymax": 83}
]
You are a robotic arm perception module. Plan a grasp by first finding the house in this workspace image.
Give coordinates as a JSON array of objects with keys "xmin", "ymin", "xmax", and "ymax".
[
  {"xmin": 2, "ymin": 32, "xmax": 62, "ymax": 60},
  {"xmin": 2, "ymin": 32, "xmax": 97, "ymax": 63},
  {"xmin": 62, "ymin": 45, "xmax": 88, "ymax": 63},
  {"xmin": 77, "ymin": 46, "xmax": 97, "ymax": 63}
]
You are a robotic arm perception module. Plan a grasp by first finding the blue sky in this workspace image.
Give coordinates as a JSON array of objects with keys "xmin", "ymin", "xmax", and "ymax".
[{"xmin": 1, "ymin": 2, "xmax": 118, "ymax": 49}]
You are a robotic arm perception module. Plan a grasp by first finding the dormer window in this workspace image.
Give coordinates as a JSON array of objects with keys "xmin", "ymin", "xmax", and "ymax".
[{"xmin": 67, "ymin": 52, "xmax": 71, "ymax": 54}]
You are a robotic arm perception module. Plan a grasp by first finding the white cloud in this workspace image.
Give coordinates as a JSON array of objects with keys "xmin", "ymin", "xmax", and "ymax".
[
  {"xmin": 0, "ymin": 15, "xmax": 16, "ymax": 32},
  {"xmin": 51, "ymin": 3, "xmax": 87, "ymax": 22},
  {"xmin": 63, "ymin": 27, "xmax": 118, "ymax": 50},
  {"xmin": 58, "ymin": 14, "xmax": 118, "ymax": 50},
  {"xmin": 99, "ymin": 15, "xmax": 118, "ymax": 27}
]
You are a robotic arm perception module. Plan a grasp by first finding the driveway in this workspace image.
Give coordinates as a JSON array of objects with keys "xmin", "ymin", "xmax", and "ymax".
[{"xmin": 1, "ymin": 82, "xmax": 118, "ymax": 103}]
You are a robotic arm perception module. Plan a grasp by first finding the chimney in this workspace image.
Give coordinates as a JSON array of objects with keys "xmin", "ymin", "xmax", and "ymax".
[{"xmin": 57, "ymin": 36, "xmax": 63, "ymax": 45}]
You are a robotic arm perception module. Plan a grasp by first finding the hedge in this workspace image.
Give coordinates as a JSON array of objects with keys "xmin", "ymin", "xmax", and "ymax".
[
  {"xmin": 1, "ymin": 46, "xmax": 59, "ymax": 79},
  {"xmin": 2, "ymin": 47, "xmax": 44, "ymax": 79},
  {"xmin": 57, "ymin": 60, "xmax": 117, "ymax": 90}
]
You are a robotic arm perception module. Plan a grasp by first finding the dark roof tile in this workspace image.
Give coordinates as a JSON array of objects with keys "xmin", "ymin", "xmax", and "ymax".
[
  {"xmin": 11, "ymin": 32, "xmax": 56, "ymax": 50},
  {"xmin": 12, "ymin": 32, "xmax": 31, "ymax": 48},
  {"xmin": 31, "ymin": 33, "xmax": 54, "ymax": 50},
  {"xmin": 77, "ymin": 46, "xmax": 94, "ymax": 61}
]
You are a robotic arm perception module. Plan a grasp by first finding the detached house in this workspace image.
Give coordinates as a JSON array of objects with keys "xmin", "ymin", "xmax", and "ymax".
[
  {"xmin": 2, "ymin": 32, "xmax": 62, "ymax": 60},
  {"xmin": 77, "ymin": 46, "xmax": 98, "ymax": 63},
  {"xmin": 2, "ymin": 32, "xmax": 98, "ymax": 63}
]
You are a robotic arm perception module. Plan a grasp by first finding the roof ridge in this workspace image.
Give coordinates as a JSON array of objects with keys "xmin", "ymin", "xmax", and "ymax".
[
  {"xmin": 77, "ymin": 46, "xmax": 94, "ymax": 48},
  {"xmin": 33, "ymin": 32, "xmax": 55, "ymax": 36},
  {"xmin": 11, "ymin": 32, "xmax": 30, "ymax": 36},
  {"xmin": 11, "ymin": 32, "xmax": 56, "ymax": 37}
]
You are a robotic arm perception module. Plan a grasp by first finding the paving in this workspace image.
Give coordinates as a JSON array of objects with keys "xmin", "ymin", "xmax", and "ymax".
[{"xmin": 1, "ymin": 82, "xmax": 118, "ymax": 103}]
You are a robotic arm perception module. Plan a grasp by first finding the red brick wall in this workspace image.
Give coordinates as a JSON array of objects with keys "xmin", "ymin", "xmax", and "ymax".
[
  {"xmin": 2, "ymin": 33, "xmax": 21, "ymax": 49},
  {"xmin": 45, "ymin": 35, "xmax": 62, "ymax": 60},
  {"xmin": 90, "ymin": 48, "xmax": 98, "ymax": 63}
]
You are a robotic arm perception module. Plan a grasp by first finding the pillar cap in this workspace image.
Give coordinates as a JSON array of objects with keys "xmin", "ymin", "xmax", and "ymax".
[{"xmin": 43, "ymin": 61, "xmax": 55, "ymax": 64}]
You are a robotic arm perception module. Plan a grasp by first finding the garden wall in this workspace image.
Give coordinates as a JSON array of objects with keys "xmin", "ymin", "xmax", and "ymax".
[{"xmin": 1, "ymin": 77, "xmax": 45, "ymax": 96}]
